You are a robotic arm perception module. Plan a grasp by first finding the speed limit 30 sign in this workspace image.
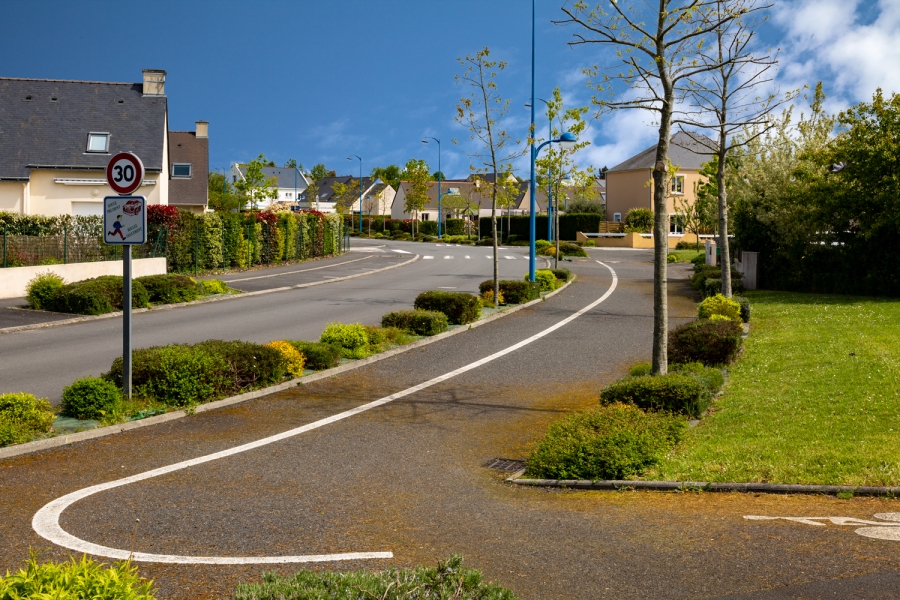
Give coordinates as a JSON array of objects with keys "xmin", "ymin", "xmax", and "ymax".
[{"xmin": 106, "ymin": 152, "xmax": 145, "ymax": 195}]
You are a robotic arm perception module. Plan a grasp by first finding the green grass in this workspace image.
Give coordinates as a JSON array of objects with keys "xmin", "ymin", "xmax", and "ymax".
[
  {"xmin": 669, "ymin": 249, "xmax": 703, "ymax": 262},
  {"xmin": 650, "ymin": 290, "xmax": 900, "ymax": 486}
]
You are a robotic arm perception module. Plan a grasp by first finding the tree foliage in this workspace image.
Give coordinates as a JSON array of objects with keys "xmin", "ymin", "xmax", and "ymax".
[
  {"xmin": 234, "ymin": 154, "xmax": 278, "ymax": 210},
  {"xmin": 402, "ymin": 158, "xmax": 431, "ymax": 236},
  {"xmin": 208, "ymin": 171, "xmax": 240, "ymax": 212}
]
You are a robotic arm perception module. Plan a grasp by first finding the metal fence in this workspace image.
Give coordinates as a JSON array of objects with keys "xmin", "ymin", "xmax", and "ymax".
[{"xmin": 0, "ymin": 227, "xmax": 156, "ymax": 268}]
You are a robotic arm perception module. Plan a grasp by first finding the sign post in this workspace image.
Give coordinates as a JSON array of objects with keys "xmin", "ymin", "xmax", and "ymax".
[{"xmin": 104, "ymin": 152, "xmax": 145, "ymax": 400}]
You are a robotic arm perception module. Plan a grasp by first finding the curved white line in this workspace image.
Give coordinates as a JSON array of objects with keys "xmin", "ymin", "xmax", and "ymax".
[{"xmin": 33, "ymin": 263, "xmax": 618, "ymax": 564}]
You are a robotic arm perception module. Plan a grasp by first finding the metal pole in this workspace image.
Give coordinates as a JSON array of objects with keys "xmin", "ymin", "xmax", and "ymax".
[
  {"xmin": 194, "ymin": 222, "xmax": 199, "ymax": 275},
  {"xmin": 528, "ymin": 0, "xmax": 537, "ymax": 282},
  {"xmin": 2, "ymin": 226, "xmax": 6, "ymax": 268},
  {"xmin": 437, "ymin": 140, "xmax": 442, "ymax": 238},
  {"xmin": 123, "ymin": 244, "xmax": 132, "ymax": 400},
  {"xmin": 64, "ymin": 225, "xmax": 68, "ymax": 265}
]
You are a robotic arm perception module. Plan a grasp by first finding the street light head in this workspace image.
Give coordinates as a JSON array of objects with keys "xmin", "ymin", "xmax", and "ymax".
[{"xmin": 557, "ymin": 131, "xmax": 577, "ymax": 151}]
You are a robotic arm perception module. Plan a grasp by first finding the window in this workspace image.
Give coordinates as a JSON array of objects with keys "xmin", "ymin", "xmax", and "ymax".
[
  {"xmin": 86, "ymin": 133, "xmax": 109, "ymax": 153},
  {"xmin": 613, "ymin": 212, "xmax": 622, "ymax": 223},
  {"xmin": 422, "ymin": 213, "xmax": 430, "ymax": 221},
  {"xmin": 670, "ymin": 215, "xmax": 685, "ymax": 235},
  {"xmin": 671, "ymin": 175, "xmax": 685, "ymax": 194},
  {"xmin": 172, "ymin": 163, "xmax": 191, "ymax": 178}
]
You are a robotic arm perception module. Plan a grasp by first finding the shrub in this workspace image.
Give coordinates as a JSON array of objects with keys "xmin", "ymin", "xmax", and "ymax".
[
  {"xmin": 549, "ymin": 268, "xmax": 572, "ymax": 282},
  {"xmin": 197, "ymin": 278, "xmax": 229, "ymax": 295},
  {"xmin": 669, "ymin": 319, "xmax": 743, "ymax": 366},
  {"xmin": 286, "ymin": 341, "xmax": 342, "ymax": 370},
  {"xmin": 691, "ymin": 253, "xmax": 707, "ymax": 268},
  {"xmin": 525, "ymin": 403, "xmax": 686, "ymax": 480},
  {"xmin": 702, "ymin": 277, "xmax": 745, "ymax": 298},
  {"xmin": 529, "ymin": 269, "xmax": 558, "ymax": 292},
  {"xmin": 381, "ymin": 310, "xmax": 448, "ymax": 336},
  {"xmin": 193, "ymin": 340, "xmax": 286, "ymax": 390},
  {"xmin": 667, "ymin": 253, "xmax": 678, "ymax": 263},
  {"xmin": 535, "ymin": 239, "xmax": 553, "ymax": 249},
  {"xmin": 136, "ymin": 274, "xmax": 199, "ymax": 304},
  {"xmin": 320, "ymin": 322, "xmax": 370, "ymax": 359},
  {"xmin": 624, "ymin": 208, "xmax": 654, "ymax": 233},
  {"xmin": 232, "ymin": 555, "xmax": 516, "ymax": 600},
  {"xmin": 479, "ymin": 280, "xmax": 541, "ymax": 304},
  {"xmin": 26, "ymin": 271, "xmax": 65, "ymax": 310},
  {"xmin": 676, "ymin": 240, "xmax": 702, "ymax": 250},
  {"xmin": 698, "ymin": 294, "xmax": 742, "ymax": 322},
  {"xmin": 124, "ymin": 345, "xmax": 227, "ymax": 407},
  {"xmin": 0, "ymin": 392, "xmax": 55, "ymax": 447},
  {"xmin": 60, "ymin": 377, "xmax": 121, "ymax": 420},
  {"xmin": 265, "ymin": 341, "xmax": 306, "ymax": 378},
  {"xmin": 537, "ymin": 242, "xmax": 588, "ymax": 258},
  {"xmin": 481, "ymin": 289, "xmax": 504, "ymax": 307},
  {"xmin": 732, "ymin": 295, "xmax": 751, "ymax": 322},
  {"xmin": 414, "ymin": 290, "xmax": 481, "ymax": 325},
  {"xmin": 629, "ymin": 362, "xmax": 652, "ymax": 377},
  {"xmin": 672, "ymin": 362, "xmax": 725, "ymax": 395},
  {"xmin": 363, "ymin": 325, "xmax": 412, "ymax": 353},
  {"xmin": 583, "ymin": 239, "xmax": 596, "ymax": 247},
  {"xmin": 49, "ymin": 275, "xmax": 150, "ymax": 315},
  {"xmin": 600, "ymin": 373, "xmax": 711, "ymax": 418},
  {"xmin": 0, "ymin": 552, "xmax": 156, "ymax": 599}
]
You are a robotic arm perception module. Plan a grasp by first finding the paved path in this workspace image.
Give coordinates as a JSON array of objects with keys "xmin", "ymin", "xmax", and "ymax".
[{"xmin": 3, "ymin": 250, "xmax": 899, "ymax": 599}]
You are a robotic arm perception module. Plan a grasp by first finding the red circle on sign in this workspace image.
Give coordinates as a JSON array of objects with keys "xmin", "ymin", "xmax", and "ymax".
[{"xmin": 106, "ymin": 152, "xmax": 145, "ymax": 195}]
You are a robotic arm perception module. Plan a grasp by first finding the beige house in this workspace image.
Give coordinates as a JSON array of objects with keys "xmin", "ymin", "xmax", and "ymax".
[
  {"xmin": 605, "ymin": 132, "xmax": 712, "ymax": 232},
  {"xmin": 0, "ymin": 69, "xmax": 208, "ymax": 216}
]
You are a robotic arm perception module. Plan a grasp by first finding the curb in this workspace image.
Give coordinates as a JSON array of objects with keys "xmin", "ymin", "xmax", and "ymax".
[
  {"xmin": 0, "ymin": 275, "xmax": 575, "ymax": 461},
  {"xmin": 506, "ymin": 475, "xmax": 900, "ymax": 497},
  {"xmin": 0, "ymin": 254, "xmax": 419, "ymax": 335}
]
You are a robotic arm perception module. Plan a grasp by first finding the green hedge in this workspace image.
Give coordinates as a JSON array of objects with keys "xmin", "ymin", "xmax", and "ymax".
[
  {"xmin": 525, "ymin": 403, "xmax": 686, "ymax": 480},
  {"xmin": 479, "ymin": 280, "xmax": 541, "ymax": 304},
  {"xmin": 381, "ymin": 310, "xmax": 449, "ymax": 336},
  {"xmin": 135, "ymin": 274, "xmax": 199, "ymax": 304},
  {"xmin": 414, "ymin": 291, "xmax": 481, "ymax": 325},
  {"xmin": 44, "ymin": 275, "xmax": 150, "ymax": 315},
  {"xmin": 629, "ymin": 362, "xmax": 725, "ymax": 396},
  {"xmin": 0, "ymin": 392, "xmax": 55, "ymax": 448},
  {"xmin": 25, "ymin": 271, "xmax": 65, "ymax": 310},
  {"xmin": 732, "ymin": 295, "xmax": 751, "ymax": 322},
  {"xmin": 286, "ymin": 340, "xmax": 343, "ymax": 370},
  {"xmin": 668, "ymin": 319, "xmax": 743, "ymax": 366},
  {"xmin": 600, "ymin": 373, "xmax": 711, "ymax": 418},
  {"xmin": 61, "ymin": 377, "xmax": 121, "ymax": 420},
  {"xmin": 478, "ymin": 214, "xmax": 604, "ymax": 241},
  {"xmin": 549, "ymin": 268, "xmax": 572, "ymax": 282},
  {"xmin": 320, "ymin": 322, "xmax": 370, "ymax": 359},
  {"xmin": 444, "ymin": 218, "xmax": 466, "ymax": 235}
]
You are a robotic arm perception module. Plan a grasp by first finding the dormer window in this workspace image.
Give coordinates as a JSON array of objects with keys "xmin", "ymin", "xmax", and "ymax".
[
  {"xmin": 172, "ymin": 163, "xmax": 192, "ymax": 178},
  {"xmin": 86, "ymin": 132, "xmax": 109, "ymax": 153}
]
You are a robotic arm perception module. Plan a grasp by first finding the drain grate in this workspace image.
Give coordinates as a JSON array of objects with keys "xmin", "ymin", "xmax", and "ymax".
[{"xmin": 484, "ymin": 458, "xmax": 526, "ymax": 472}]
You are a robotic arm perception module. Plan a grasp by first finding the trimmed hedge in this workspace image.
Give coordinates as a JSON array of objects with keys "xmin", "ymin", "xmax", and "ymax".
[
  {"xmin": 414, "ymin": 291, "xmax": 481, "ymax": 325},
  {"xmin": 669, "ymin": 319, "xmax": 743, "ymax": 366},
  {"xmin": 479, "ymin": 280, "xmax": 541, "ymax": 304},
  {"xmin": 732, "ymin": 295, "xmax": 751, "ymax": 322},
  {"xmin": 381, "ymin": 310, "xmax": 449, "ymax": 336},
  {"xmin": 698, "ymin": 294, "xmax": 742, "ymax": 322},
  {"xmin": 135, "ymin": 274, "xmax": 199, "ymax": 304},
  {"xmin": 61, "ymin": 377, "xmax": 121, "ymax": 420},
  {"xmin": 25, "ymin": 271, "xmax": 66, "ymax": 310},
  {"xmin": 600, "ymin": 373, "xmax": 711, "ymax": 418},
  {"xmin": 537, "ymin": 241, "xmax": 588, "ymax": 258},
  {"xmin": 286, "ymin": 340, "xmax": 342, "ymax": 370},
  {"xmin": 703, "ymin": 276, "xmax": 745, "ymax": 298},
  {"xmin": 549, "ymin": 268, "xmax": 572, "ymax": 282},
  {"xmin": 673, "ymin": 362, "xmax": 725, "ymax": 395},
  {"xmin": 44, "ymin": 275, "xmax": 150, "ymax": 315},
  {"xmin": 320, "ymin": 322, "xmax": 370, "ymax": 359},
  {"xmin": 530, "ymin": 269, "xmax": 558, "ymax": 292},
  {"xmin": 0, "ymin": 392, "xmax": 55, "ymax": 448},
  {"xmin": 525, "ymin": 403, "xmax": 686, "ymax": 480},
  {"xmin": 478, "ymin": 214, "xmax": 604, "ymax": 241}
]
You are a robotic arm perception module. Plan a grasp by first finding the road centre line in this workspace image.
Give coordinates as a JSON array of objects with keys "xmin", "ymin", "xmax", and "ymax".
[
  {"xmin": 220, "ymin": 256, "xmax": 373, "ymax": 283},
  {"xmin": 32, "ymin": 262, "xmax": 617, "ymax": 565}
]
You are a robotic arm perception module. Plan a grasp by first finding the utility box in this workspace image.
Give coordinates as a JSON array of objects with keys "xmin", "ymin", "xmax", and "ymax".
[{"xmin": 705, "ymin": 239, "xmax": 717, "ymax": 266}]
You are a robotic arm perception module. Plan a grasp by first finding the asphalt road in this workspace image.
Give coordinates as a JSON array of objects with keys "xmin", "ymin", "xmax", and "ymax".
[
  {"xmin": 3, "ymin": 251, "xmax": 899, "ymax": 599},
  {"xmin": 0, "ymin": 240, "xmax": 545, "ymax": 403}
]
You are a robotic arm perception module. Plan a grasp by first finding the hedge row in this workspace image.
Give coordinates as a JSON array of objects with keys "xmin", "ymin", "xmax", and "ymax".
[
  {"xmin": 478, "ymin": 214, "xmax": 605, "ymax": 241},
  {"xmin": 479, "ymin": 280, "xmax": 540, "ymax": 304},
  {"xmin": 414, "ymin": 291, "xmax": 481, "ymax": 325}
]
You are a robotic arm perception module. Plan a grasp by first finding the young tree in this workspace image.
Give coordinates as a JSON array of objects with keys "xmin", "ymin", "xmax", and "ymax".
[
  {"xmin": 455, "ymin": 47, "xmax": 525, "ymax": 306},
  {"xmin": 207, "ymin": 171, "xmax": 240, "ymax": 212},
  {"xmin": 303, "ymin": 180, "xmax": 321, "ymax": 211},
  {"xmin": 371, "ymin": 165, "xmax": 402, "ymax": 190},
  {"xmin": 558, "ymin": 0, "xmax": 759, "ymax": 374},
  {"xmin": 309, "ymin": 163, "xmax": 330, "ymax": 181},
  {"xmin": 234, "ymin": 154, "xmax": 278, "ymax": 211},
  {"xmin": 402, "ymin": 158, "xmax": 431, "ymax": 236},
  {"xmin": 331, "ymin": 179, "xmax": 360, "ymax": 226}
]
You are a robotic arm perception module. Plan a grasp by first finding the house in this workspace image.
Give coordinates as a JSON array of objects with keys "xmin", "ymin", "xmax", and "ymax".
[
  {"xmin": 230, "ymin": 164, "xmax": 310, "ymax": 210},
  {"xmin": 605, "ymin": 131, "xmax": 712, "ymax": 231},
  {"xmin": 305, "ymin": 176, "xmax": 395, "ymax": 215},
  {"xmin": 168, "ymin": 121, "xmax": 209, "ymax": 213},
  {"xmin": 392, "ymin": 179, "xmax": 528, "ymax": 222},
  {"xmin": 0, "ymin": 69, "xmax": 207, "ymax": 216}
]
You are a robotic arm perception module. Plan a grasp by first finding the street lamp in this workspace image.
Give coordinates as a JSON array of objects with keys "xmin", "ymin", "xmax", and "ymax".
[
  {"xmin": 422, "ymin": 137, "xmax": 442, "ymax": 238},
  {"xmin": 530, "ymin": 130, "xmax": 578, "ymax": 281},
  {"xmin": 347, "ymin": 155, "xmax": 362, "ymax": 233},
  {"xmin": 525, "ymin": 98, "xmax": 554, "ymax": 242}
]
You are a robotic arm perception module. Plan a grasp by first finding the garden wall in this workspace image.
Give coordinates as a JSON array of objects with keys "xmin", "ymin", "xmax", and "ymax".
[{"xmin": 0, "ymin": 257, "xmax": 166, "ymax": 299}]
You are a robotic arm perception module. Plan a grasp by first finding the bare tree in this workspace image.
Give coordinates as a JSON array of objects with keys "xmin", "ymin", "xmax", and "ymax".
[
  {"xmin": 455, "ymin": 47, "xmax": 525, "ymax": 307},
  {"xmin": 673, "ymin": 0, "xmax": 797, "ymax": 297},
  {"xmin": 558, "ymin": 0, "xmax": 761, "ymax": 375}
]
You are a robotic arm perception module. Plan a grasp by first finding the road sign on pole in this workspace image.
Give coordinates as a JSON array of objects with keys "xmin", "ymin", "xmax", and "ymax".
[{"xmin": 104, "ymin": 153, "xmax": 146, "ymax": 401}]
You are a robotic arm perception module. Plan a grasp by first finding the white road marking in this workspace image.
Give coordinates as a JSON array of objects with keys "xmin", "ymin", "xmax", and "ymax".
[
  {"xmin": 486, "ymin": 255, "xmax": 491, "ymax": 259},
  {"xmin": 465, "ymin": 256, "xmax": 470, "ymax": 259},
  {"xmin": 223, "ymin": 256, "xmax": 372, "ymax": 283},
  {"xmin": 745, "ymin": 513, "xmax": 900, "ymax": 541},
  {"xmin": 423, "ymin": 256, "xmax": 434, "ymax": 260},
  {"xmin": 349, "ymin": 247, "xmax": 384, "ymax": 253},
  {"xmin": 392, "ymin": 249, "xmax": 412, "ymax": 254},
  {"xmin": 504, "ymin": 256, "xmax": 516, "ymax": 260},
  {"xmin": 33, "ymin": 263, "xmax": 618, "ymax": 565},
  {"xmin": 444, "ymin": 256, "xmax": 453, "ymax": 259}
]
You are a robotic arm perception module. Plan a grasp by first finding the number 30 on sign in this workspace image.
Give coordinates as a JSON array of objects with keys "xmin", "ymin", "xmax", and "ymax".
[{"xmin": 106, "ymin": 152, "xmax": 145, "ymax": 195}]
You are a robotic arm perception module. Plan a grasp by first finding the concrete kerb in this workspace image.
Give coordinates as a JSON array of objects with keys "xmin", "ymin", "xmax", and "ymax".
[
  {"xmin": 0, "ymin": 274, "xmax": 575, "ymax": 461},
  {"xmin": 506, "ymin": 473, "xmax": 900, "ymax": 498},
  {"xmin": 0, "ymin": 254, "xmax": 420, "ymax": 335}
]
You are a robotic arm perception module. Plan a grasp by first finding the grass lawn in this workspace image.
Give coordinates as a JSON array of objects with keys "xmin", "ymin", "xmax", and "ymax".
[
  {"xmin": 668, "ymin": 249, "xmax": 703, "ymax": 263},
  {"xmin": 649, "ymin": 290, "xmax": 900, "ymax": 486}
]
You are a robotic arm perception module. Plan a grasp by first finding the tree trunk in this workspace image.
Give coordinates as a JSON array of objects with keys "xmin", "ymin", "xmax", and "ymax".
[
  {"xmin": 491, "ymin": 195, "xmax": 499, "ymax": 307},
  {"xmin": 651, "ymin": 106, "xmax": 672, "ymax": 376},
  {"xmin": 554, "ymin": 184, "xmax": 560, "ymax": 269},
  {"xmin": 717, "ymin": 133, "xmax": 731, "ymax": 297}
]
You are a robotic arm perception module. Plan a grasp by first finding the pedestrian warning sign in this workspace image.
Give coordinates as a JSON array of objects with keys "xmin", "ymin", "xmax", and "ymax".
[{"xmin": 103, "ymin": 196, "xmax": 147, "ymax": 245}]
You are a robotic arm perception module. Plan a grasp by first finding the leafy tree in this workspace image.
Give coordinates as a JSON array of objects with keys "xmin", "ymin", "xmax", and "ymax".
[
  {"xmin": 234, "ymin": 154, "xmax": 278, "ymax": 211},
  {"xmin": 432, "ymin": 171, "xmax": 446, "ymax": 182},
  {"xmin": 207, "ymin": 171, "xmax": 240, "ymax": 212},
  {"xmin": 402, "ymin": 158, "xmax": 431, "ymax": 236},
  {"xmin": 331, "ymin": 179, "xmax": 361, "ymax": 223},
  {"xmin": 309, "ymin": 163, "xmax": 330, "ymax": 181},
  {"xmin": 559, "ymin": 0, "xmax": 761, "ymax": 374},
  {"xmin": 284, "ymin": 158, "xmax": 301, "ymax": 170},
  {"xmin": 455, "ymin": 47, "xmax": 525, "ymax": 306},
  {"xmin": 303, "ymin": 180, "xmax": 321, "ymax": 211},
  {"xmin": 442, "ymin": 191, "xmax": 477, "ymax": 218},
  {"xmin": 371, "ymin": 165, "xmax": 401, "ymax": 190}
]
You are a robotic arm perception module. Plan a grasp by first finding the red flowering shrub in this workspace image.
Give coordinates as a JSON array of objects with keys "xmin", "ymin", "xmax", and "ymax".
[
  {"xmin": 254, "ymin": 211, "xmax": 278, "ymax": 226},
  {"xmin": 147, "ymin": 205, "xmax": 180, "ymax": 228}
]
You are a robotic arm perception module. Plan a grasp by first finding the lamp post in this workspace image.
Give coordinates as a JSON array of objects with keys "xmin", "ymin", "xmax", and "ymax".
[
  {"xmin": 422, "ymin": 137, "xmax": 442, "ymax": 238},
  {"xmin": 525, "ymin": 98, "xmax": 554, "ymax": 242},
  {"xmin": 530, "ymin": 132, "xmax": 577, "ymax": 278},
  {"xmin": 347, "ymin": 155, "xmax": 362, "ymax": 233}
]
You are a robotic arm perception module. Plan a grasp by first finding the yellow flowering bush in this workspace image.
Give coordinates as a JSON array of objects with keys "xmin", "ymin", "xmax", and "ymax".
[
  {"xmin": 266, "ymin": 341, "xmax": 306, "ymax": 378},
  {"xmin": 698, "ymin": 294, "xmax": 742, "ymax": 322}
]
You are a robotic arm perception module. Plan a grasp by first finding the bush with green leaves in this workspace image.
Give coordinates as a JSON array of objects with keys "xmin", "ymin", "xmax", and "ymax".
[
  {"xmin": 600, "ymin": 373, "xmax": 711, "ymax": 418},
  {"xmin": 668, "ymin": 319, "xmax": 743, "ymax": 366},
  {"xmin": 698, "ymin": 294, "xmax": 742, "ymax": 322},
  {"xmin": 703, "ymin": 276, "xmax": 745, "ymax": 298},
  {"xmin": 135, "ymin": 274, "xmax": 199, "ymax": 304},
  {"xmin": 46, "ymin": 275, "xmax": 150, "ymax": 315},
  {"xmin": 286, "ymin": 340, "xmax": 342, "ymax": 370},
  {"xmin": 381, "ymin": 310, "xmax": 449, "ymax": 336},
  {"xmin": 363, "ymin": 325, "xmax": 412, "ymax": 353},
  {"xmin": 197, "ymin": 278, "xmax": 229, "ymax": 295},
  {"xmin": 25, "ymin": 271, "xmax": 66, "ymax": 310},
  {"xmin": 672, "ymin": 362, "xmax": 725, "ymax": 395},
  {"xmin": 479, "ymin": 280, "xmax": 541, "ymax": 304},
  {"xmin": 320, "ymin": 322, "xmax": 370, "ymax": 359},
  {"xmin": 60, "ymin": 377, "xmax": 121, "ymax": 420},
  {"xmin": 528, "ymin": 269, "xmax": 558, "ymax": 292},
  {"xmin": 549, "ymin": 268, "xmax": 572, "ymax": 282},
  {"xmin": 624, "ymin": 207, "xmax": 654, "ymax": 233},
  {"xmin": 732, "ymin": 295, "xmax": 751, "ymax": 322},
  {"xmin": 525, "ymin": 403, "xmax": 686, "ymax": 480},
  {"xmin": 0, "ymin": 552, "xmax": 156, "ymax": 599},
  {"xmin": 232, "ymin": 554, "xmax": 516, "ymax": 600},
  {"xmin": 414, "ymin": 290, "xmax": 481, "ymax": 325},
  {"xmin": 0, "ymin": 392, "xmax": 55, "ymax": 448},
  {"xmin": 537, "ymin": 241, "xmax": 588, "ymax": 258}
]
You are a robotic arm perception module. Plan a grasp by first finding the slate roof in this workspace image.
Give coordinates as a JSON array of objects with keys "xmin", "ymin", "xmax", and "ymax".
[
  {"xmin": 168, "ymin": 131, "xmax": 208, "ymax": 207},
  {"xmin": 0, "ymin": 77, "xmax": 167, "ymax": 180},
  {"xmin": 399, "ymin": 180, "xmax": 527, "ymax": 211},
  {"xmin": 233, "ymin": 165, "xmax": 308, "ymax": 190},
  {"xmin": 312, "ymin": 176, "xmax": 376, "ymax": 204},
  {"xmin": 608, "ymin": 132, "xmax": 715, "ymax": 173}
]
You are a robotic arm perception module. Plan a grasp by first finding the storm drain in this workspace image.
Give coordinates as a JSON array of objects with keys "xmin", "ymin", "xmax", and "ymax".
[{"xmin": 484, "ymin": 458, "xmax": 526, "ymax": 472}]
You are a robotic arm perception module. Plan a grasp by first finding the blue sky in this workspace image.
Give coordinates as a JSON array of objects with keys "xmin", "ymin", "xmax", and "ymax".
[{"xmin": 2, "ymin": 0, "xmax": 894, "ymax": 180}]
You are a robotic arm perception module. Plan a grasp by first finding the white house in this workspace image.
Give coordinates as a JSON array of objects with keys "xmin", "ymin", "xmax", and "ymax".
[{"xmin": 231, "ymin": 164, "xmax": 310, "ymax": 210}]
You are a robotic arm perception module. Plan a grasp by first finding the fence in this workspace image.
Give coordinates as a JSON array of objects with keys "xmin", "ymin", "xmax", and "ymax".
[{"xmin": 1, "ymin": 226, "xmax": 156, "ymax": 268}]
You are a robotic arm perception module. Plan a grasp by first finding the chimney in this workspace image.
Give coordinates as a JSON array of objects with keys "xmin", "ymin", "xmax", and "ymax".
[
  {"xmin": 195, "ymin": 121, "xmax": 208, "ymax": 138},
  {"xmin": 142, "ymin": 69, "xmax": 166, "ymax": 96}
]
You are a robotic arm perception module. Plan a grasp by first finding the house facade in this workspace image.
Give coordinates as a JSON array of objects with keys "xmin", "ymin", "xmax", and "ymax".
[
  {"xmin": 230, "ymin": 164, "xmax": 310, "ymax": 210},
  {"xmin": 393, "ymin": 177, "xmax": 528, "ymax": 222},
  {"xmin": 168, "ymin": 121, "xmax": 209, "ymax": 213},
  {"xmin": 0, "ymin": 69, "xmax": 208, "ymax": 216},
  {"xmin": 305, "ymin": 176, "xmax": 394, "ymax": 215}
]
